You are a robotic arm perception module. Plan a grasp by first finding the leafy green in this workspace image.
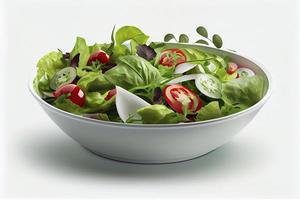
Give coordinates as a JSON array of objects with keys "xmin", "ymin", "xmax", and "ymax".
[
  {"xmin": 104, "ymin": 55, "xmax": 161, "ymax": 90},
  {"xmin": 136, "ymin": 44, "xmax": 156, "ymax": 61},
  {"xmin": 179, "ymin": 34, "xmax": 189, "ymax": 43},
  {"xmin": 196, "ymin": 26, "xmax": 208, "ymax": 38},
  {"xmin": 111, "ymin": 26, "xmax": 149, "ymax": 59},
  {"xmin": 34, "ymin": 51, "xmax": 64, "ymax": 97},
  {"xmin": 196, "ymin": 101, "xmax": 247, "ymax": 121},
  {"xmin": 195, "ymin": 39, "xmax": 209, "ymax": 45},
  {"xmin": 89, "ymin": 43, "xmax": 111, "ymax": 54},
  {"xmin": 77, "ymin": 72, "xmax": 114, "ymax": 93},
  {"xmin": 115, "ymin": 26, "xmax": 149, "ymax": 46},
  {"xmin": 70, "ymin": 37, "xmax": 90, "ymax": 68},
  {"xmin": 212, "ymin": 34, "xmax": 223, "ymax": 48},
  {"xmin": 158, "ymin": 65, "xmax": 175, "ymax": 78},
  {"xmin": 84, "ymin": 92, "xmax": 115, "ymax": 113},
  {"xmin": 52, "ymin": 95, "xmax": 84, "ymax": 115},
  {"xmin": 196, "ymin": 101, "xmax": 223, "ymax": 121},
  {"xmin": 221, "ymin": 75, "xmax": 267, "ymax": 107},
  {"xmin": 164, "ymin": 33, "xmax": 176, "ymax": 42},
  {"xmin": 137, "ymin": 105, "xmax": 186, "ymax": 124}
]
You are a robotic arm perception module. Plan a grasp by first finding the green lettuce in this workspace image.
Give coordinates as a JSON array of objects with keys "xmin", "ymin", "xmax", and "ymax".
[
  {"xmin": 221, "ymin": 75, "xmax": 267, "ymax": 107},
  {"xmin": 196, "ymin": 101, "xmax": 224, "ymax": 121},
  {"xmin": 111, "ymin": 26, "xmax": 149, "ymax": 60},
  {"xmin": 137, "ymin": 104, "xmax": 186, "ymax": 124},
  {"xmin": 196, "ymin": 101, "xmax": 248, "ymax": 121},
  {"xmin": 33, "ymin": 51, "xmax": 64, "ymax": 97},
  {"xmin": 84, "ymin": 92, "xmax": 116, "ymax": 113},
  {"xmin": 104, "ymin": 55, "xmax": 161, "ymax": 90},
  {"xmin": 77, "ymin": 72, "xmax": 114, "ymax": 93},
  {"xmin": 52, "ymin": 95, "xmax": 84, "ymax": 115},
  {"xmin": 70, "ymin": 37, "xmax": 92, "ymax": 77}
]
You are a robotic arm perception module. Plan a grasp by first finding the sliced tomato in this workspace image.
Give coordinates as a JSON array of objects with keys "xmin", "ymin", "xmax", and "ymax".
[
  {"xmin": 53, "ymin": 84, "xmax": 85, "ymax": 107},
  {"xmin": 105, "ymin": 88, "xmax": 116, "ymax": 100},
  {"xmin": 159, "ymin": 49, "xmax": 187, "ymax": 67},
  {"xmin": 227, "ymin": 62, "xmax": 238, "ymax": 74},
  {"xmin": 88, "ymin": 50, "xmax": 110, "ymax": 65},
  {"xmin": 163, "ymin": 84, "xmax": 202, "ymax": 114}
]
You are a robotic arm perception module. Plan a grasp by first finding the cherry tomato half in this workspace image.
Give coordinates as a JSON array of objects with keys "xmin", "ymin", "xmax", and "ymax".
[
  {"xmin": 53, "ymin": 84, "xmax": 85, "ymax": 107},
  {"xmin": 88, "ymin": 50, "xmax": 110, "ymax": 65},
  {"xmin": 227, "ymin": 62, "xmax": 238, "ymax": 74},
  {"xmin": 105, "ymin": 88, "xmax": 116, "ymax": 101},
  {"xmin": 159, "ymin": 49, "xmax": 187, "ymax": 67},
  {"xmin": 163, "ymin": 84, "xmax": 202, "ymax": 114}
]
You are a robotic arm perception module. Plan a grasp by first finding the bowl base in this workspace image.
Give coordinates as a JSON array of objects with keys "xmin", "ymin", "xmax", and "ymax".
[{"xmin": 81, "ymin": 145, "xmax": 217, "ymax": 165}]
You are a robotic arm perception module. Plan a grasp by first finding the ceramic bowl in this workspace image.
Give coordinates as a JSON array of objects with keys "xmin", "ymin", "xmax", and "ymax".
[{"xmin": 29, "ymin": 43, "xmax": 272, "ymax": 164}]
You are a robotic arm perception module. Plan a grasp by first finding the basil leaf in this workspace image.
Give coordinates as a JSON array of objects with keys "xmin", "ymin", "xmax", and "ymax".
[
  {"xmin": 196, "ymin": 26, "xmax": 208, "ymax": 38},
  {"xmin": 104, "ymin": 55, "xmax": 161, "ymax": 90}
]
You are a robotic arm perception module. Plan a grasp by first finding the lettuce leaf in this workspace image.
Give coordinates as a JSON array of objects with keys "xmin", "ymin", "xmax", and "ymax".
[
  {"xmin": 196, "ymin": 101, "xmax": 224, "ymax": 121},
  {"xmin": 84, "ymin": 92, "xmax": 116, "ymax": 113},
  {"xmin": 111, "ymin": 26, "xmax": 149, "ymax": 60},
  {"xmin": 137, "ymin": 104, "xmax": 186, "ymax": 124},
  {"xmin": 77, "ymin": 72, "xmax": 114, "ymax": 93},
  {"xmin": 104, "ymin": 55, "xmax": 161, "ymax": 90},
  {"xmin": 115, "ymin": 26, "xmax": 149, "ymax": 46},
  {"xmin": 196, "ymin": 101, "xmax": 248, "ymax": 121},
  {"xmin": 221, "ymin": 75, "xmax": 267, "ymax": 107},
  {"xmin": 70, "ymin": 37, "xmax": 90, "ymax": 67},
  {"xmin": 70, "ymin": 37, "xmax": 92, "ymax": 77},
  {"xmin": 33, "ymin": 51, "xmax": 64, "ymax": 97}
]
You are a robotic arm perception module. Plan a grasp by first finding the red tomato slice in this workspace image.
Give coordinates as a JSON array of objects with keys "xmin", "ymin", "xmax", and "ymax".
[
  {"xmin": 53, "ymin": 84, "xmax": 85, "ymax": 107},
  {"xmin": 105, "ymin": 88, "xmax": 116, "ymax": 101},
  {"xmin": 88, "ymin": 50, "xmax": 110, "ymax": 65},
  {"xmin": 159, "ymin": 49, "xmax": 187, "ymax": 67},
  {"xmin": 163, "ymin": 84, "xmax": 202, "ymax": 114},
  {"xmin": 227, "ymin": 62, "xmax": 238, "ymax": 74}
]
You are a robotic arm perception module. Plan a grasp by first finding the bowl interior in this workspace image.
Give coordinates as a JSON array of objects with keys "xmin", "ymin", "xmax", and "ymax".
[{"xmin": 29, "ymin": 43, "xmax": 272, "ymax": 127}]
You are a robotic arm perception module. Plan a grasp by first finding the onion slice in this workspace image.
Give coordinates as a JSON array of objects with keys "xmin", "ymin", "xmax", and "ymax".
[
  {"xmin": 174, "ymin": 63, "xmax": 197, "ymax": 74},
  {"xmin": 115, "ymin": 86, "xmax": 150, "ymax": 122},
  {"xmin": 167, "ymin": 74, "xmax": 199, "ymax": 84}
]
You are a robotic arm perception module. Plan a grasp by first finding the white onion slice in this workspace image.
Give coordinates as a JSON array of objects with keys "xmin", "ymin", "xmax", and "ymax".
[
  {"xmin": 167, "ymin": 74, "xmax": 200, "ymax": 84},
  {"xmin": 115, "ymin": 86, "xmax": 150, "ymax": 122},
  {"xmin": 174, "ymin": 63, "xmax": 197, "ymax": 74}
]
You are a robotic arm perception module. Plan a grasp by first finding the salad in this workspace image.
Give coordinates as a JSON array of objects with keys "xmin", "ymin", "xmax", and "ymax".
[{"xmin": 33, "ymin": 25, "xmax": 267, "ymax": 124}]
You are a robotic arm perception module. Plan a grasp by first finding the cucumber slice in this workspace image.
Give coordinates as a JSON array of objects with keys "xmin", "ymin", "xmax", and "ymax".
[
  {"xmin": 237, "ymin": 67, "xmax": 255, "ymax": 77},
  {"xmin": 195, "ymin": 74, "xmax": 222, "ymax": 99},
  {"xmin": 50, "ymin": 67, "xmax": 77, "ymax": 90}
]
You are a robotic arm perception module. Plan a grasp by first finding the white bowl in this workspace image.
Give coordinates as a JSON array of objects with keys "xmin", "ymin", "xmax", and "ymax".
[{"xmin": 29, "ymin": 43, "xmax": 272, "ymax": 164}]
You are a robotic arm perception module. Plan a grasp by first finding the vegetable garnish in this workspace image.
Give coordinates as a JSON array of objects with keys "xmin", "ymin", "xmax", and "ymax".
[{"xmin": 33, "ymin": 25, "xmax": 266, "ymax": 124}]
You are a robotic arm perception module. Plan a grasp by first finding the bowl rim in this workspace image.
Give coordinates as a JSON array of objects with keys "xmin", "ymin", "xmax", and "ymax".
[{"xmin": 29, "ymin": 43, "xmax": 272, "ymax": 128}]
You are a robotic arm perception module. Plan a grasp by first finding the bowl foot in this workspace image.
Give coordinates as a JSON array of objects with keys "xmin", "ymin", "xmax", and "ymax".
[{"xmin": 81, "ymin": 145, "xmax": 217, "ymax": 165}]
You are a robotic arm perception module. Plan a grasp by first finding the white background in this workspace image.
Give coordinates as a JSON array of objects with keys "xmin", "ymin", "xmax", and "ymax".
[{"xmin": 1, "ymin": 0, "xmax": 300, "ymax": 199}]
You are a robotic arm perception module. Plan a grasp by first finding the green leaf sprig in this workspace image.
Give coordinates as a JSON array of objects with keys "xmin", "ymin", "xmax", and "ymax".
[{"xmin": 163, "ymin": 25, "xmax": 223, "ymax": 48}]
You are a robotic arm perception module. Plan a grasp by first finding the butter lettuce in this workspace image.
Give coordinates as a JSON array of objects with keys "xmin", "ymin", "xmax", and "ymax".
[
  {"xmin": 137, "ymin": 105, "xmax": 186, "ymax": 124},
  {"xmin": 196, "ymin": 101, "xmax": 247, "ymax": 121},
  {"xmin": 222, "ymin": 75, "xmax": 267, "ymax": 107},
  {"xmin": 33, "ymin": 51, "xmax": 64, "ymax": 97},
  {"xmin": 77, "ymin": 72, "xmax": 114, "ymax": 93}
]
